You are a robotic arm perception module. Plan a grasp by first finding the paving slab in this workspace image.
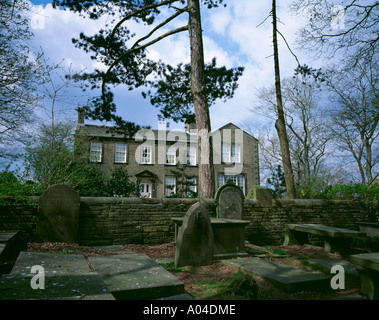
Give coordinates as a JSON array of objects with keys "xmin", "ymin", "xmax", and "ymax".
[
  {"xmin": 308, "ymin": 258, "xmax": 359, "ymax": 277},
  {"xmin": 88, "ymin": 253, "xmax": 185, "ymax": 300},
  {"xmin": 222, "ymin": 257, "xmax": 329, "ymax": 292}
]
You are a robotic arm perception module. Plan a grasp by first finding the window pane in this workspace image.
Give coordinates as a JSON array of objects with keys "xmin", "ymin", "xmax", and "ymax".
[
  {"xmin": 238, "ymin": 175, "xmax": 246, "ymax": 195},
  {"xmin": 141, "ymin": 146, "xmax": 151, "ymax": 164},
  {"xmin": 225, "ymin": 175, "xmax": 237, "ymax": 184},
  {"xmin": 186, "ymin": 177, "xmax": 197, "ymax": 197},
  {"xmin": 231, "ymin": 144, "xmax": 241, "ymax": 163},
  {"xmin": 90, "ymin": 142, "xmax": 102, "ymax": 162},
  {"xmin": 218, "ymin": 173, "xmax": 225, "ymax": 187},
  {"xmin": 166, "ymin": 145, "xmax": 176, "ymax": 165},
  {"xmin": 222, "ymin": 143, "xmax": 231, "ymax": 162},
  {"xmin": 165, "ymin": 176, "xmax": 176, "ymax": 196},
  {"xmin": 115, "ymin": 143, "xmax": 127, "ymax": 163},
  {"xmin": 187, "ymin": 146, "xmax": 196, "ymax": 166}
]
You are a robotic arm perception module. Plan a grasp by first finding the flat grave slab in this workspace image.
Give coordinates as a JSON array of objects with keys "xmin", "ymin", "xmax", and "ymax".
[
  {"xmin": 0, "ymin": 273, "xmax": 114, "ymax": 300},
  {"xmin": 1, "ymin": 251, "xmax": 114, "ymax": 300},
  {"xmin": 222, "ymin": 257, "xmax": 329, "ymax": 292},
  {"xmin": 348, "ymin": 253, "xmax": 379, "ymax": 300},
  {"xmin": 11, "ymin": 251, "xmax": 91, "ymax": 276},
  {"xmin": 0, "ymin": 232, "xmax": 18, "ymax": 243},
  {"xmin": 0, "ymin": 244, "xmax": 5, "ymax": 257},
  {"xmin": 286, "ymin": 224, "xmax": 366, "ymax": 238},
  {"xmin": 88, "ymin": 253, "xmax": 185, "ymax": 300},
  {"xmin": 308, "ymin": 258, "xmax": 359, "ymax": 277},
  {"xmin": 349, "ymin": 253, "xmax": 379, "ymax": 272}
]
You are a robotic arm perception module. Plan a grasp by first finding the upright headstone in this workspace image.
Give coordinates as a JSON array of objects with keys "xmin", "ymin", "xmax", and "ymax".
[
  {"xmin": 175, "ymin": 202, "xmax": 214, "ymax": 267},
  {"xmin": 215, "ymin": 182, "xmax": 244, "ymax": 220},
  {"xmin": 37, "ymin": 184, "xmax": 80, "ymax": 243}
]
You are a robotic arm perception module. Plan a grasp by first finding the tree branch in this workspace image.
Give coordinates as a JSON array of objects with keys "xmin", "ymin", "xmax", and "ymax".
[
  {"xmin": 102, "ymin": 25, "xmax": 189, "ymax": 94},
  {"xmin": 110, "ymin": 0, "xmax": 181, "ymax": 40}
]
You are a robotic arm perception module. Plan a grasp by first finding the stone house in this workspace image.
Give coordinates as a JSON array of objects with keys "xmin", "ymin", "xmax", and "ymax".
[{"xmin": 75, "ymin": 109, "xmax": 260, "ymax": 198}]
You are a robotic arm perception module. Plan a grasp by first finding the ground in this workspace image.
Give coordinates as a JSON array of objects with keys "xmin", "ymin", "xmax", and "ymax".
[{"xmin": 26, "ymin": 241, "xmax": 364, "ymax": 300}]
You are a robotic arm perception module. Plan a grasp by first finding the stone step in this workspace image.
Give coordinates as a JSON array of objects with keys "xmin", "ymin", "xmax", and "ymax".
[
  {"xmin": 88, "ymin": 253, "xmax": 185, "ymax": 300},
  {"xmin": 222, "ymin": 257, "xmax": 330, "ymax": 292},
  {"xmin": 1, "ymin": 251, "xmax": 114, "ymax": 300}
]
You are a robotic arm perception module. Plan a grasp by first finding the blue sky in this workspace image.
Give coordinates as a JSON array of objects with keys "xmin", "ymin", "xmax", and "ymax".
[{"xmin": 27, "ymin": 0, "xmax": 313, "ymax": 132}]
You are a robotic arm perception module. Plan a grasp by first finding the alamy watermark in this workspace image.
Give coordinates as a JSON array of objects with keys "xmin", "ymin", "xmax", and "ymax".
[
  {"xmin": 134, "ymin": 122, "xmax": 245, "ymax": 176},
  {"xmin": 331, "ymin": 5, "xmax": 345, "ymax": 30},
  {"xmin": 30, "ymin": 7, "xmax": 46, "ymax": 30},
  {"xmin": 30, "ymin": 265, "xmax": 45, "ymax": 290}
]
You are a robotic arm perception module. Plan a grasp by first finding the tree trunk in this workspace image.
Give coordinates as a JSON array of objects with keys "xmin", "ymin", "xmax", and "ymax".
[
  {"xmin": 188, "ymin": 0, "xmax": 215, "ymax": 198},
  {"xmin": 272, "ymin": 0, "xmax": 296, "ymax": 199}
]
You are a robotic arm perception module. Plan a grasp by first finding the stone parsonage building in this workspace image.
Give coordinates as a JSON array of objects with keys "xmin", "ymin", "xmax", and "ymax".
[{"xmin": 75, "ymin": 109, "xmax": 260, "ymax": 198}]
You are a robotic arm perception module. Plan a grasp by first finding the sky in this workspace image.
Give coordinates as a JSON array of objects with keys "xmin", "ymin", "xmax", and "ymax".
[{"xmin": 27, "ymin": 0, "xmax": 314, "ymax": 133}]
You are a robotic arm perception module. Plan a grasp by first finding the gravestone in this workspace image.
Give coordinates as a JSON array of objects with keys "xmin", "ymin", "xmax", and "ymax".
[
  {"xmin": 175, "ymin": 202, "xmax": 214, "ymax": 267},
  {"xmin": 36, "ymin": 184, "xmax": 80, "ymax": 243},
  {"xmin": 215, "ymin": 181, "xmax": 244, "ymax": 220}
]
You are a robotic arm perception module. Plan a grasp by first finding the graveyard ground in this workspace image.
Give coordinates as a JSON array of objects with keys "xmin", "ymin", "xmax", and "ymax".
[{"xmin": 25, "ymin": 241, "xmax": 364, "ymax": 300}]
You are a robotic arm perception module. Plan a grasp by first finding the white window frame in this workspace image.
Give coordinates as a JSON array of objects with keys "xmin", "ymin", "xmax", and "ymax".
[
  {"xmin": 165, "ymin": 176, "xmax": 176, "ymax": 197},
  {"xmin": 90, "ymin": 142, "xmax": 102, "ymax": 163},
  {"xmin": 166, "ymin": 145, "xmax": 176, "ymax": 165},
  {"xmin": 115, "ymin": 143, "xmax": 127, "ymax": 163},
  {"xmin": 187, "ymin": 146, "xmax": 197, "ymax": 166},
  {"xmin": 218, "ymin": 173, "xmax": 246, "ymax": 195},
  {"xmin": 141, "ymin": 145, "xmax": 152, "ymax": 164}
]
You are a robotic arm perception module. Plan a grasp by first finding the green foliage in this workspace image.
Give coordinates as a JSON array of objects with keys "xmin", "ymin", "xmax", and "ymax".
[
  {"xmin": 106, "ymin": 165, "xmax": 138, "ymax": 197},
  {"xmin": 295, "ymin": 172, "xmax": 331, "ymax": 199},
  {"xmin": 23, "ymin": 122, "xmax": 107, "ymax": 197},
  {"xmin": 166, "ymin": 164, "xmax": 198, "ymax": 198},
  {"xmin": 319, "ymin": 183, "xmax": 379, "ymax": 201},
  {"xmin": 267, "ymin": 165, "xmax": 287, "ymax": 199},
  {"xmin": 246, "ymin": 185, "xmax": 262, "ymax": 200},
  {"xmin": 144, "ymin": 58, "xmax": 244, "ymax": 123},
  {"xmin": 0, "ymin": 167, "xmax": 39, "ymax": 206},
  {"xmin": 320, "ymin": 183, "xmax": 379, "ymax": 221}
]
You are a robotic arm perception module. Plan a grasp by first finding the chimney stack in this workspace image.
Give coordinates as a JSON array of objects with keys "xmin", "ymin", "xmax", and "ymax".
[{"xmin": 77, "ymin": 107, "xmax": 85, "ymax": 124}]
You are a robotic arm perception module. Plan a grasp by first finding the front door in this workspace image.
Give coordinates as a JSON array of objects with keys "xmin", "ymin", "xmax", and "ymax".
[{"xmin": 140, "ymin": 183, "xmax": 152, "ymax": 198}]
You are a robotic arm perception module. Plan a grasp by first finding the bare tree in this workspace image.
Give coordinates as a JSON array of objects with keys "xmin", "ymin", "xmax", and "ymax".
[
  {"xmin": 0, "ymin": 0, "xmax": 45, "ymax": 162},
  {"xmin": 272, "ymin": 0, "xmax": 296, "ymax": 198},
  {"xmin": 249, "ymin": 75, "xmax": 333, "ymax": 191},
  {"xmin": 326, "ymin": 60, "xmax": 379, "ymax": 184},
  {"xmin": 291, "ymin": 0, "xmax": 379, "ymax": 67}
]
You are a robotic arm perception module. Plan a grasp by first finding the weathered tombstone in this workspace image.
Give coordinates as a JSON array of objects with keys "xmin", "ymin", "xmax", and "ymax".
[
  {"xmin": 215, "ymin": 181, "xmax": 244, "ymax": 220},
  {"xmin": 36, "ymin": 184, "xmax": 80, "ymax": 243},
  {"xmin": 175, "ymin": 202, "xmax": 214, "ymax": 267}
]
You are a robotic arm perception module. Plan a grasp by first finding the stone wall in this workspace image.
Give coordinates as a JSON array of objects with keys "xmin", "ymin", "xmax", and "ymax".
[{"xmin": 0, "ymin": 197, "xmax": 376, "ymax": 246}]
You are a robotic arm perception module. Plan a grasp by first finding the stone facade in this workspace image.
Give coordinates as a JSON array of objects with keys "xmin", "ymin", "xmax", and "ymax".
[
  {"xmin": 1, "ymin": 197, "xmax": 377, "ymax": 247},
  {"xmin": 75, "ymin": 110, "xmax": 260, "ymax": 199}
]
